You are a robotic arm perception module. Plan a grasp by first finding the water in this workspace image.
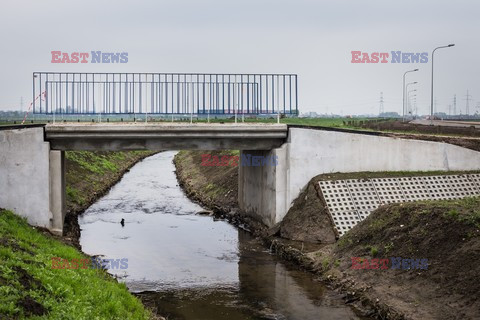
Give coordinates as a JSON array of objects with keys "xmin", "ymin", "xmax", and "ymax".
[{"xmin": 79, "ymin": 151, "xmax": 363, "ymax": 319}]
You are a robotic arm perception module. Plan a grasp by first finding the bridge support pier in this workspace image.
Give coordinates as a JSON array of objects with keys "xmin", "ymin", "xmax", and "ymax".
[
  {"xmin": 238, "ymin": 144, "xmax": 289, "ymax": 227},
  {"xmin": 49, "ymin": 150, "xmax": 66, "ymax": 235}
]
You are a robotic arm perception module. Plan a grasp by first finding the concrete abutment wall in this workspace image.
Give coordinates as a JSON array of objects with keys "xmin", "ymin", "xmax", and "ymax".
[
  {"xmin": 238, "ymin": 128, "xmax": 480, "ymax": 227},
  {"xmin": 0, "ymin": 127, "xmax": 65, "ymax": 234}
]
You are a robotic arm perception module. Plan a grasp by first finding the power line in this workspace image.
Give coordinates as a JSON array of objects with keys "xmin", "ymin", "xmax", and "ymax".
[
  {"xmin": 464, "ymin": 90, "xmax": 473, "ymax": 115},
  {"xmin": 453, "ymin": 94, "xmax": 457, "ymax": 116},
  {"xmin": 379, "ymin": 92, "xmax": 384, "ymax": 115}
]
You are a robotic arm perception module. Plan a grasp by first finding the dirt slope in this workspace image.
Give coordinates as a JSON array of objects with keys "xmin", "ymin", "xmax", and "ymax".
[{"xmin": 313, "ymin": 197, "xmax": 480, "ymax": 320}]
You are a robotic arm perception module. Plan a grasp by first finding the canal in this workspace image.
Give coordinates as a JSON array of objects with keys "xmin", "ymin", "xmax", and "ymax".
[{"xmin": 79, "ymin": 151, "xmax": 363, "ymax": 320}]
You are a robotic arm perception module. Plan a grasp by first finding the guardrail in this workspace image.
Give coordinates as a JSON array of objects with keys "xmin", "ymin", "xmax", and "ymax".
[{"xmin": 33, "ymin": 72, "xmax": 298, "ymax": 116}]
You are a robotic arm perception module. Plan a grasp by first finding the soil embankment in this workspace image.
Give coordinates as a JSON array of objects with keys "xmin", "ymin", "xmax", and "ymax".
[
  {"xmin": 174, "ymin": 150, "xmax": 480, "ymax": 319},
  {"xmin": 358, "ymin": 119, "xmax": 480, "ymax": 138},
  {"xmin": 173, "ymin": 150, "xmax": 238, "ymax": 213},
  {"xmin": 314, "ymin": 197, "xmax": 480, "ymax": 320},
  {"xmin": 353, "ymin": 120, "xmax": 480, "ymax": 152}
]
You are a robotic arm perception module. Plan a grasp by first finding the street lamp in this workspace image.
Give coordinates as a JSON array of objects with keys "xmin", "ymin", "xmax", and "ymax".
[
  {"xmin": 405, "ymin": 82, "xmax": 417, "ymax": 119},
  {"xmin": 407, "ymin": 89, "xmax": 417, "ymax": 114},
  {"xmin": 408, "ymin": 91, "xmax": 417, "ymax": 116},
  {"xmin": 430, "ymin": 44, "xmax": 455, "ymax": 123},
  {"xmin": 403, "ymin": 69, "xmax": 418, "ymax": 121},
  {"xmin": 406, "ymin": 81, "xmax": 417, "ymax": 93}
]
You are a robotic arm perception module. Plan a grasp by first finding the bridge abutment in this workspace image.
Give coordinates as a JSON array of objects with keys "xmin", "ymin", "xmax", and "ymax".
[
  {"xmin": 0, "ymin": 126, "xmax": 53, "ymax": 229},
  {"xmin": 3, "ymin": 124, "xmax": 480, "ymax": 235},
  {"xmin": 238, "ymin": 144, "xmax": 289, "ymax": 227},
  {"xmin": 238, "ymin": 127, "xmax": 480, "ymax": 228}
]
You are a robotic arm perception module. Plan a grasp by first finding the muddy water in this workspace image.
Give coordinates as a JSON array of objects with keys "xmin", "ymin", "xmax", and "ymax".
[{"xmin": 79, "ymin": 151, "xmax": 362, "ymax": 320}]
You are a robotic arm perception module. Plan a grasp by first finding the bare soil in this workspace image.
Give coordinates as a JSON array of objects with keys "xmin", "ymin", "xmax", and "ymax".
[
  {"xmin": 360, "ymin": 120, "xmax": 480, "ymax": 138},
  {"xmin": 278, "ymin": 180, "xmax": 336, "ymax": 243},
  {"xmin": 314, "ymin": 199, "xmax": 480, "ymax": 320},
  {"xmin": 17, "ymin": 296, "xmax": 47, "ymax": 317},
  {"xmin": 386, "ymin": 132, "xmax": 480, "ymax": 152},
  {"xmin": 173, "ymin": 150, "xmax": 238, "ymax": 213}
]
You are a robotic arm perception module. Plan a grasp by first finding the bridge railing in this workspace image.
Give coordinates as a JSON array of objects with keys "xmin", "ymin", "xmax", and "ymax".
[{"xmin": 33, "ymin": 73, "xmax": 298, "ymax": 115}]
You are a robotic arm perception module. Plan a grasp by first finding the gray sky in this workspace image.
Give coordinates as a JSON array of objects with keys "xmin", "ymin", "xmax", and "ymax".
[{"xmin": 1, "ymin": 0, "xmax": 479, "ymax": 115}]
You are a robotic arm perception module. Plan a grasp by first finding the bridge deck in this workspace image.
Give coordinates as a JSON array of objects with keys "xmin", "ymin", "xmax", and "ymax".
[{"xmin": 45, "ymin": 123, "xmax": 288, "ymax": 151}]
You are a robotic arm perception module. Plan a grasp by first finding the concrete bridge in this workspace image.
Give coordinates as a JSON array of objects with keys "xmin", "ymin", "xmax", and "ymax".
[
  {"xmin": 2, "ymin": 123, "xmax": 480, "ymax": 235},
  {"xmin": 44, "ymin": 123, "xmax": 288, "ymax": 151}
]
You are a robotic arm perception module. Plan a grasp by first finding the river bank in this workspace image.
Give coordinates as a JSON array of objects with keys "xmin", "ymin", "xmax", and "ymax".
[
  {"xmin": 0, "ymin": 208, "xmax": 154, "ymax": 319},
  {"xmin": 173, "ymin": 150, "xmax": 480, "ymax": 320},
  {"xmin": 0, "ymin": 150, "xmax": 161, "ymax": 319}
]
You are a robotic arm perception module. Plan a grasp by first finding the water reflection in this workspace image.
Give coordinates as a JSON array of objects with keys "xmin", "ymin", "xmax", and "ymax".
[{"xmin": 79, "ymin": 151, "xmax": 362, "ymax": 320}]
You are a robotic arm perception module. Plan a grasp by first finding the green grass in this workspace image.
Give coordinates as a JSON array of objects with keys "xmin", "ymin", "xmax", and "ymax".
[
  {"xmin": 438, "ymin": 197, "xmax": 480, "ymax": 228},
  {"xmin": 65, "ymin": 186, "xmax": 86, "ymax": 206},
  {"xmin": 191, "ymin": 116, "xmax": 362, "ymax": 128},
  {"xmin": 65, "ymin": 151, "xmax": 118, "ymax": 175},
  {"xmin": 0, "ymin": 209, "xmax": 151, "ymax": 319}
]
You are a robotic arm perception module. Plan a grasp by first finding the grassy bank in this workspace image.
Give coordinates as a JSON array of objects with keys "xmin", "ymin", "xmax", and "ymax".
[
  {"xmin": 0, "ymin": 209, "xmax": 152, "ymax": 319},
  {"xmin": 0, "ymin": 150, "xmax": 161, "ymax": 319},
  {"xmin": 64, "ymin": 150, "xmax": 156, "ymax": 246}
]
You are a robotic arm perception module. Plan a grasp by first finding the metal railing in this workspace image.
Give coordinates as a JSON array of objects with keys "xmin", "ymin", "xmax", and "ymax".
[{"xmin": 33, "ymin": 72, "xmax": 298, "ymax": 115}]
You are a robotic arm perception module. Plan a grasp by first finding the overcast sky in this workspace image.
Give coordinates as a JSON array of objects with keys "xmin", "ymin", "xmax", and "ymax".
[{"xmin": 1, "ymin": 0, "xmax": 479, "ymax": 115}]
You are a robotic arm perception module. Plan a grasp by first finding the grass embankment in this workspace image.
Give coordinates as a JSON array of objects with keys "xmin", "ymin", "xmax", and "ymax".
[
  {"xmin": 1, "ymin": 150, "xmax": 159, "ymax": 319},
  {"xmin": 0, "ymin": 209, "xmax": 152, "ymax": 319},
  {"xmin": 190, "ymin": 117, "xmax": 356, "ymax": 127},
  {"xmin": 64, "ymin": 150, "xmax": 155, "ymax": 246}
]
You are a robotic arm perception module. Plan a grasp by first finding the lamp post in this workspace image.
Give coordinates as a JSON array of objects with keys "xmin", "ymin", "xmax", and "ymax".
[
  {"xmin": 406, "ymin": 82, "xmax": 417, "ymax": 93},
  {"xmin": 403, "ymin": 69, "xmax": 418, "ymax": 121},
  {"xmin": 430, "ymin": 44, "xmax": 455, "ymax": 123},
  {"xmin": 407, "ymin": 91, "xmax": 417, "ymax": 116},
  {"xmin": 405, "ymin": 82, "xmax": 417, "ymax": 120}
]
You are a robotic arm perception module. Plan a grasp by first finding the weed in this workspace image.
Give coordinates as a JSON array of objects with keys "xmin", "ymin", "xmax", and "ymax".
[
  {"xmin": 370, "ymin": 246, "xmax": 379, "ymax": 257},
  {"xmin": 322, "ymin": 258, "xmax": 330, "ymax": 270},
  {"xmin": 384, "ymin": 242, "xmax": 394, "ymax": 254}
]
